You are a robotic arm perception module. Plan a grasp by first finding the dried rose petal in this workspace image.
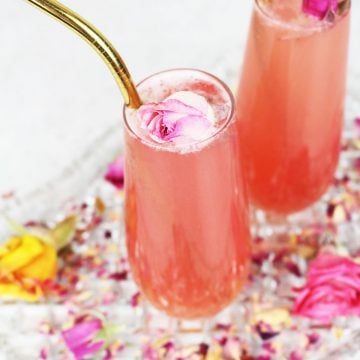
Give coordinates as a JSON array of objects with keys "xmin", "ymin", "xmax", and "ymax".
[
  {"xmin": 257, "ymin": 355, "xmax": 272, "ymax": 360},
  {"xmin": 355, "ymin": 117, "xmax": 360, "ymax": 138},
  {"xmin": 62, "ymin": 318, "xmax": 104, "ymax": 360},
  {"xmin": 138, "ymin": 99, "xmax": 213, "ymax": 143},
  {"xmin": 302, "ymin": 0, "xmax": 338, "ymax": 19},
  {"xmin": 285, "ymin": 259, "xmax": 302, "ymax": 277},
  {"xmin": 262, "ymin": 342, "xmax": 276, "ymax": 354},
  {"xmin": 108, "ymin": 271, "xmax": 128, "ymax": 281},
  {"xmin": 130, "ymin": 292, "xmax": 141, "ymax": 307},
  {"xmin": 142, "ymin": 343, "xmax": 160, "ymax": 360},
  {"xmin": 290, "ymin": 351, "xmax": 303, "ymax": 360},
  {"xmin": 307, "ymin": 332, "xmax": 320, "ymax": 347},
  {"xmin": 39, "ymin": 347, "xmax": 48, "ymax": 360},
  {"xmin": 197, "ymin": 343, "xmax": 209, "ymax": 356},
  {"xmin": 104, "ymin": 157, "xmax": 124, "ymax": 190},
  {"xmin": 354, "ymin": 158, "xmax": 360, "ymax": 172},
  {"xmin": 255, "ymin": 322, "xmax": 279, "ymax": 341}
]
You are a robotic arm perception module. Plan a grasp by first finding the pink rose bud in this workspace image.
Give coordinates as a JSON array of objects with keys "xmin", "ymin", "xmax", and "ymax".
[
  {"xmin": 138, "ymin": 95, "xmax": 214, "ymax": 144},
  {"xmin": 292, "ymin": 253, "xmax": 360, "ymax": 324}
]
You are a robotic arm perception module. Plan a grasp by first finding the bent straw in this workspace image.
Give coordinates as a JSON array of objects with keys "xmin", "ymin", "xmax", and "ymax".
[{"xmin": 25, "ymin": 0, "xmax": 141, "ymax": 109}]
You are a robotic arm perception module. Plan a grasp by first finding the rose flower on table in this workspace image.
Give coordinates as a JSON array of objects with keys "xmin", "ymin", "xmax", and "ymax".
[{"xmin": 0, "ymin": 216, "xmax": 77, "ymax": 301}]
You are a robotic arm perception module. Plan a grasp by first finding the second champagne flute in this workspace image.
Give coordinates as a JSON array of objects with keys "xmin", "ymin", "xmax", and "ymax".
[{"xmin": 236, "ymin": 0, "xmax": 351, "ymax": 220}]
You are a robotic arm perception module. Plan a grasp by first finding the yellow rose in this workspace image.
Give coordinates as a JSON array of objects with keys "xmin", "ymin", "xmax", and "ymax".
[
  {"xmin": 0, "ymin": 215, "xmax": 77, "ymax": 302},
  {"xmin": 0, "ymin": 234, "xmax": 57, "ymax": 301}
]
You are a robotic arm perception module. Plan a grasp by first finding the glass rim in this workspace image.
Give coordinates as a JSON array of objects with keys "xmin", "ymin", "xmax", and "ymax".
[
  {"xmin": 254, "ymin": 0, "xmax": 350, "ymax": 32},
  {"xmin": 123, "ymin": 68, "xmax": 235, "ymax": 151}
]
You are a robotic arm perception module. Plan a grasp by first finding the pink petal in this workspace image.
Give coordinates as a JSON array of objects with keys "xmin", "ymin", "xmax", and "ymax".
[
  {"xmin": 62, "ymin": 319, "xmax": 103, "ymax": 359},
  {"xmin": 105, "ymin": 157, "xmax": 124, "ymax": 190},
  {"xmin": 355, "ymin": 117, "xmax": 360, "ymax": 138},
  {"xmin": 303, "ymin": 0, "xmax": 338, "ymax": 19},
  {"xmin": 142, "ymin": 344, "xmax": 160, "ymax": 360},
  {"xmin": 290, "ymin": 351, "xmax": 303, "ymax": 360},
  {"xmin": 72, "ymin": 341, "xmax": 104, "ymax": 360}
]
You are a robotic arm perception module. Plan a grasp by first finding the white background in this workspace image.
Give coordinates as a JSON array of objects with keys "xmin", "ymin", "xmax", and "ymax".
[{"xmin": 0, "ymin": 0, "xmax": 359, "ymax": 199}]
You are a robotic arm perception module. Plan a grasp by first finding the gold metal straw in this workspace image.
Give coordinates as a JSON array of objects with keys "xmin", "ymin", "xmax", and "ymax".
[{"xmin": 25, "ymin": 0, "xmax": 141, "ymax": 109}]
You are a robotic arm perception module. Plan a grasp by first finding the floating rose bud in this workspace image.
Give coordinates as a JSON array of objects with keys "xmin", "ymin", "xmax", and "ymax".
[
  {"xmin": 138, "ymin": 98, "xmax": 213, "ymax": 144},
  {"xmin": 302, "ymin": 0, "xmax": 338, "ymax": 19},
  {"xmin": 105, "ymin": 156, "xmax": 125, "ymax": 190},
  {"xmin": 292, "ymin": 253, "xmax": 360, "ymax": 324}
]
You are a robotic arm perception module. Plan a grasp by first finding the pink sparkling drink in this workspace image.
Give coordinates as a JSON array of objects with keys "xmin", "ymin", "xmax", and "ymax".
[
  {"xmin": 124, "ymin": 69, "xmax": 251, "ymax": 319},
  {"xmin": 236, "ymin": 0, "xmax": 351, "ymax": 214}
]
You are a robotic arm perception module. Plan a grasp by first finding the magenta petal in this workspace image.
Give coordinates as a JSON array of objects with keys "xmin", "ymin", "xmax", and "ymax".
[
  {"xmin": 355, "ymin": 117, "xmax": 360, "ymax": 138},
  {"xmin": 72, "ymin": 341, "xmax": 104, "ymax": 360},
  {"xmin": 105, "ymin": 157, "xmax": 125, "ymax": 190},
  {"xmin": 62, "ymin": 319, "xmax": 103, "ymax": 359},
  {"xmin": 303, "ymin": 0, "xmax": 338, "ymax": 19},
  {"xmin": 62, "ymin": 319, "xmax": 101, "ymax": 348}
]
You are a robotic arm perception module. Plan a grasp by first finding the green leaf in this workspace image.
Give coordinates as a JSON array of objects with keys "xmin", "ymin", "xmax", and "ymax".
[
  {"xmin": 50, "ymin": 215, "xmax": 78, "ymax": 251},
  {"xmin": 5, "ymin": 217, "xmax": 28, "ymax": 236},
  {"xmin": 93, "ymin": 324, "xmax": 121, "ymax": 344}
]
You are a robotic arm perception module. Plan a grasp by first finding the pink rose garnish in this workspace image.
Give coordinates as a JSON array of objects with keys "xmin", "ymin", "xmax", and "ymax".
[
  {"xmin": 292, "ymin": 253, "xmax": 360, "ymax": 324},
  {"xmin": 138, "ymin": 98, "xmax": 213, "ymax": 143},
  {"xmin": 62, "ymin": 318, "xmax": 104, "ymax": 360},
  {"xmin": 302, "ymin": 0, "xmax": 338, "ymax": 19},
  {"xmin": 104, "ymin": 156, "xmax": 124, "ymax": 190}
]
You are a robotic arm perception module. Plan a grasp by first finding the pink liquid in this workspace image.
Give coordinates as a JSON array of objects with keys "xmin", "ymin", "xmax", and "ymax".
[
  {"xmin": 124, "ymin": 70, "xmax": 250, "ymax": 319},
  {"xmin": 236, "ymin": 0, "xmax": 350, "ymax": 214}
]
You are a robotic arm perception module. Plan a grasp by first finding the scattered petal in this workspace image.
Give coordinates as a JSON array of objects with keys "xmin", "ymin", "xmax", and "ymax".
[{"xmin": 105, "ymin": 156, "xmax": 125, "ymax": 190}]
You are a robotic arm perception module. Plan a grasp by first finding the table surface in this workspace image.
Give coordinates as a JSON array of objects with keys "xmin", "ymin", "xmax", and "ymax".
[
  {"xmin": 0, "ymin": 2, "xmax": 360, "ymax": 359},
  {"xmin": 1, "ymin": 0, "xmax": 360, "ymax": 199}
]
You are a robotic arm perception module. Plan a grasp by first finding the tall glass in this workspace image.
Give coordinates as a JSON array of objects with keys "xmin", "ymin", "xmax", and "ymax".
[
  {"xmin": 124, "ymin": 69, "xmax": 251, "ymax": 319},
  {"xmin": 236, "ymin": 0, "xmax": 351, "ymax": 216}
]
